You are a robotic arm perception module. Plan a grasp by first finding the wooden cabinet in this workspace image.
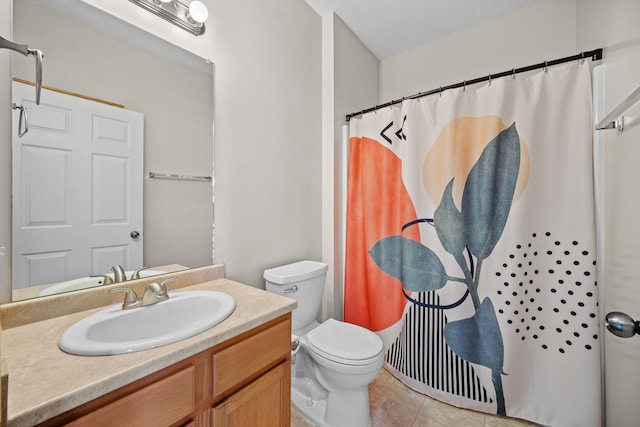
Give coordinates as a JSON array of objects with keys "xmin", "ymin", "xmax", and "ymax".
[
  {"xmin": 212, "ymin": 363, "xmax": 289, "ymax": 427},
  {"xmin": 38, "ymin": 315, "xmax": 291, "ymax": 427}
]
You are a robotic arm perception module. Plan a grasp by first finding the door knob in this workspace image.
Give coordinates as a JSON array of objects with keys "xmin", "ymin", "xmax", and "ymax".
[
  {"xmin": 605, "ymin": 311, "xmax": 640, "ymax": 338},
  {"xmin": 130, "ymin": 231, "xmax": 140, "ymax": 239}
]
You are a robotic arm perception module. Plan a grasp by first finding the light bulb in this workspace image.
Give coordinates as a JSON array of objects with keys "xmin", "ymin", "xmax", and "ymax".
[{"xmin": 188, "ymin": 1, "xmax": 208, "ymax": 24}]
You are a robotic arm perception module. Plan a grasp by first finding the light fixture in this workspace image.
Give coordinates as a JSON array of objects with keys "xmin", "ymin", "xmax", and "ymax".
[
  {"xmin": 129, "ymin": 0, "xmax": 208, "ymax": 36},
  {"xmin": 187, "ymin": 1, "xmax": 209, "ymax": 25}
]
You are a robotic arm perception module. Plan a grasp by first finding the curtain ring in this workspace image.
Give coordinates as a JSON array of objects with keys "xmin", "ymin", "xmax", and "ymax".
[
  {"xmin": 580, "ymin": 52, "xmax": 586, "ymax": 65},
  {"xmin": 544, "ymin": 60, "xmax": 548, "ymax": 72},
  {"xmin": 488, "ymin": 74, "xmax": 492, "ymax": 86},
  {"xmin": 463, "ymin": 81, "xmax": 466, "ymax": 92},
  {"xmin": 439, "ymin": 87, "xmax": 443, "ymax": 97},
  {"xmin": 512, "ymin": 68, "xmax": 516, "ymax": 79}
]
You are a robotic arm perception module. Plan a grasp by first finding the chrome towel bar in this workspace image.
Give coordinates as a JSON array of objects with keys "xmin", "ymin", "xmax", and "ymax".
[
  {"xmin": 1, "ymin": 35, "xmax": 43, "ymax": 105},
  {"xmin": 148, "ymin": 172, "xmax": 212, "ymax": 182}
]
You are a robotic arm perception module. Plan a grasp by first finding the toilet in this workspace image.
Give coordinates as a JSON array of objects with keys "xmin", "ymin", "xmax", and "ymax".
[{"xmin": 264, "ymin": 260, "xmax": 384, "ymax": 427}]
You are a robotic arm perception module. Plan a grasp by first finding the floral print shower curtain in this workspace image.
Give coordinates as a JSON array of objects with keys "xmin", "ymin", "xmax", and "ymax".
[{"xmin": 345, "ymin": 62, "xmax": 601, "ymax": 426}]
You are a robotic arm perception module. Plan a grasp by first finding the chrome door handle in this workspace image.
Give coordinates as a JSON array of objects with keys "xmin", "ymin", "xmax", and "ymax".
[{"xmin": 605, "ymin": 311, "xmax": 640, "ymax": 338}]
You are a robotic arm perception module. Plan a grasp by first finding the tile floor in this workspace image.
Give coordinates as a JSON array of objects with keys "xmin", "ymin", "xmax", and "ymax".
[{"xmin": 291, "ymin": 367, "xmax": 540, "ymax": 427}]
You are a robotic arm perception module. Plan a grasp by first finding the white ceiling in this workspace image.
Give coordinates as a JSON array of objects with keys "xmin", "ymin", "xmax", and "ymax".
[{"xmin": 303, "ymin": 0, "xmax": 540, "ymax": 59}]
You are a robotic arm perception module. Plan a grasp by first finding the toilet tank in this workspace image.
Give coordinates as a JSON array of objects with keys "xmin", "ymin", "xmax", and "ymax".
[{"xmin": 264, "ymin": 260, "xmax": 328, "ymax": 333}]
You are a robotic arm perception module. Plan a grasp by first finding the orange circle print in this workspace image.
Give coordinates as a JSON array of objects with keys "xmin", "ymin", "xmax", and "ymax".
[{"xmin": 422, "ymin": 116, "xmax": 530, "ymax": 209}]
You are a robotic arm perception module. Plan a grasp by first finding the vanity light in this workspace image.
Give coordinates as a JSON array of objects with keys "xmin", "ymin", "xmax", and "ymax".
[
  {"xmin": 188, "ymin": 1, "xmax": 208, "ymax": 26},
  {"xmin": 129, "ymin": 0, "xmax": 208, "ymax": 36}
]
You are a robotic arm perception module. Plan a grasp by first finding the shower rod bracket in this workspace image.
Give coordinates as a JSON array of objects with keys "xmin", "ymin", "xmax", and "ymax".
[
  {"xmin": 596, "ymin": 85, "xmax": 640, "ymax": 131},
  {"xmin": 614, "ymin": 116, "xmax": 624, "ymax": 131}
]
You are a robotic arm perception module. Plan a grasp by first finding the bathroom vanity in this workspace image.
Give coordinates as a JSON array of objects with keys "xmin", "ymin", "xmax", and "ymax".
[{"xmin": 0, "ymin": 265, "xmax": 295, "ymax": 426}]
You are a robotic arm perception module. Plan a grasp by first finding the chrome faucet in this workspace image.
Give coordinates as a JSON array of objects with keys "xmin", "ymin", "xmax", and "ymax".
[
  {"xmin": 141, "ymin": 282, "xmax": 169, "ymax": 306},
  {"xmin": 110, "ymin": 278, "xmax": 177, "ymax": 310},
  {"xmin": 111, "ymin": 265, "xmax": 127, "ymax": 283}
]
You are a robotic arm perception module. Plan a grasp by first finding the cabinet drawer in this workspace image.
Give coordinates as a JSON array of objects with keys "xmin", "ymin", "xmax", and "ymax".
[
  {"xmin": 67, "ymin": 366, "xmax": 195, "ymax": 427},
  {"xmin": 213, "ymin": 319, "xmax": 289, "ymax": 398}
]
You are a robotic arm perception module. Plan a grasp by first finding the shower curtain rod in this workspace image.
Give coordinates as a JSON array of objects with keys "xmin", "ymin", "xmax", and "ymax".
[{"xmin": 345, "ymin": 48, "xmax": 603, "ymax": 121}]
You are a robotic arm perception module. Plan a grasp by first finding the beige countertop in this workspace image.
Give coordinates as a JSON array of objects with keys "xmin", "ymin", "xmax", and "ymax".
[{"xmin": 2, "ymin": 277, "xmax": 296, "ymax": 427}]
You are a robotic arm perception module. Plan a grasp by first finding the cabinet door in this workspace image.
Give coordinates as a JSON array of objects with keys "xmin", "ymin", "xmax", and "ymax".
[{"xmin": 212, "ymin": 363, "xmax": 290, "ymax": 427}]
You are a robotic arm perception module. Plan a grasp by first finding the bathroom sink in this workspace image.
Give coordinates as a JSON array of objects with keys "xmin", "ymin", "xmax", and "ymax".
[
  {"xmin": 39, "ymin": 269, "xmax": 167, "ymax": 296},
  {"xmin": 59, "ymin": 290, "xmax": 236, "ymax": 356}
]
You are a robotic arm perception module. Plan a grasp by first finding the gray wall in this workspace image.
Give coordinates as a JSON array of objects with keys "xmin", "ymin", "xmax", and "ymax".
[
  {"xmin": 379, "ymin": 0, "xmax": 578, "ymax": 101},
  {"xmin": 210, "ymin": 0, "xmax": 323, "ymax": 287},
  {"xmin": 330, "ymin": 14, "xmax": 379, "ymax": 320}
]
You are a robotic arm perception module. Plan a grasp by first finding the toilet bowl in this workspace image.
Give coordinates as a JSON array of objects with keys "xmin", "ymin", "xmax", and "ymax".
[{"xmin": 264, "ymin": 260, "xmax": 384, "ymax": 427}]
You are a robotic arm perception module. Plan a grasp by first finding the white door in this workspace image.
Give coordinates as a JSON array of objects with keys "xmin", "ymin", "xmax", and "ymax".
[
  {"xmin": 12, "ymin": 82, "xmax": 144, "ymax": 289},
  {"xmin": 601, "ymin": 124, "xmax": 640, "ymax": 427},
  {"xmin": 594, "ymin": 67, "xmax": 640, "ymax": 425}
]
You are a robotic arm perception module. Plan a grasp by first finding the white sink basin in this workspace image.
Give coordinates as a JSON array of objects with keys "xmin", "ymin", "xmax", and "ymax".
[
  {"xmin": 39, "ymin": 270, "xmax": 167, "ymax": 297},
  {"xmin": 59, "ymin": 290, "xmax": 235, "ymax": 356}
]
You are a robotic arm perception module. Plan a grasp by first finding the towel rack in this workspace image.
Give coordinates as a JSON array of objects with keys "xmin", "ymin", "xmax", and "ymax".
[
  {"xmin": 0, "ymin": 35, "xmax": 44, "ymax": 105},
  {"xmin": 595, "ymin": 85, "xmax": 640, "ymax": 131},
  {"xmin": 148, "ymin": 172, "xmax": 212, "ymax": 182}
]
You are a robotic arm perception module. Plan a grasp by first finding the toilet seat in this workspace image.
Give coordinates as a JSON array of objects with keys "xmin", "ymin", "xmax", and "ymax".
[{"xmin": 307, "ymin": 319, "xmax": 383, "ymax": 366}]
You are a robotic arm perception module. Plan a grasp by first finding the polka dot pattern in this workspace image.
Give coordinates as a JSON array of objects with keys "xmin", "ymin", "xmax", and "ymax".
[{"xmin": 493, "ymin": 231, "xmax": 599, "ymax": 354}]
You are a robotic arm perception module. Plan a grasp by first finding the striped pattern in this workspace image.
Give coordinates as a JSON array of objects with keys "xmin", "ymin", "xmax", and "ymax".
[{"xmin": 386, "ymin": 291, "xmax": 492, "ymax": 403}]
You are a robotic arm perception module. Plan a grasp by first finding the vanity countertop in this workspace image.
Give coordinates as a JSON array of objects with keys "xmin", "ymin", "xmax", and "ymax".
[{"xmin": 1, "ymin": 278, "xmax": 296, "ymax": 427}]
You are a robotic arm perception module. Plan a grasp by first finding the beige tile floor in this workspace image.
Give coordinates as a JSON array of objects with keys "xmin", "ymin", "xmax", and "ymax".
[{"xmin": 291, "ymin": 367, "xmax": 540, "ymax": 427}]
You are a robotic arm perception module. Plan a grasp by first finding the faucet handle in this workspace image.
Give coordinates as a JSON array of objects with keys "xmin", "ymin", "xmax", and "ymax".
[
  {"xmin": 141, "ymin": 282, "xmax": 169, "ymax": 306},
  {"xmin": 159, "ymin": 277, "xmax": 178, "ymax": 295},
  {"xmin": 130, "ymin": 267, "xmax": 150, "ymax": 280},
  {"xmin": 110, "ymin": 287, "xmax": 141, "ymax": 310}
]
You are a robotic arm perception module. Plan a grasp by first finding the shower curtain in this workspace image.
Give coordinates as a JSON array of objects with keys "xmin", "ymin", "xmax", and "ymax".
[{"xmin": 345, "ymin": 62, "xmax": 601, "ymax": 426}]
